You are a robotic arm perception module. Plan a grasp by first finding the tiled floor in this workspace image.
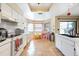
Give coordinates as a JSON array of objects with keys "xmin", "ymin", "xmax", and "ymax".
[{"xmin": 22, "ymin": 39, "xmax": 63, "ymax": 56}]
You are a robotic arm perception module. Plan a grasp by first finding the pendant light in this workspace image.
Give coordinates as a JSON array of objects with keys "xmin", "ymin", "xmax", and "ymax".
[{"xmin": 67, "ymin": 8, "xmax": 71, "ymax": 16}]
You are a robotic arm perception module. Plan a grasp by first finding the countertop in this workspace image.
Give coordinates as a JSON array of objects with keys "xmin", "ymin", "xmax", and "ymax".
[
  {"xmin": 0, "ymin": 33, "xmax": 26, "ymax": 47},
  {"xmin": 60, "ymin": 34, "xmax": 79, "ymax": 38}
]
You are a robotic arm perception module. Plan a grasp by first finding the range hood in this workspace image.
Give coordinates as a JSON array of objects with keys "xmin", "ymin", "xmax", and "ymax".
[{"xmin": 1, "ymin": 13, "xmax": 18, "ymax": 23}]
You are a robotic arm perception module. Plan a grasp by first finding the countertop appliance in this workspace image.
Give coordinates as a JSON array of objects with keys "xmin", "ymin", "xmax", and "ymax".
[
  {"xmin": 0, "ymin": 28, "xmax": 8, "ymax": 42},
  {"xmin": 15, "ymin": 28, "xmax": 24, "ymax": 36}
]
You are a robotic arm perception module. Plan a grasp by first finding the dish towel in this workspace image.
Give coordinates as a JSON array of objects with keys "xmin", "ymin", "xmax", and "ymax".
[{"xmin": 15, "ymin": 38, "xmax": 20, "ymax": 51}]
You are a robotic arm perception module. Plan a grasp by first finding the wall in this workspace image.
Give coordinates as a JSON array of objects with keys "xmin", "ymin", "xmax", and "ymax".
[
  {"xmin": 50, "ymin": 16, "xmax": 56, "ymax": 33},
  {"xmin": 16, "ymin": 16, "xmax": 27, "ymax": 34}
]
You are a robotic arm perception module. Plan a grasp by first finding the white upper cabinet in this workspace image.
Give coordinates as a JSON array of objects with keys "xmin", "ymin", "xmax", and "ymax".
[
  {"xmin": 0, "ymin": 3, "xmax": 26, "ymax": 27},
  {"xmin": 1, "ymin": 4, "xmax": 12, "ymax": 17},
  {"xmin": 17, "ymin": 14, "xmax": 21, "ymax": 22},
  {"xmin": 1, "ymin": 4, "xmax": 20, "ymax": 22},
  {"xmin": 12, "ymin": 10, "xmax": 18, "ymax": 20}
]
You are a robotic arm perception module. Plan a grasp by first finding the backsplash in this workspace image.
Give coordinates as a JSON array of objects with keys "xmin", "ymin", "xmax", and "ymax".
[{"xmin": 0, "ymin": 19, "xmax": 17, "ymax": 34}]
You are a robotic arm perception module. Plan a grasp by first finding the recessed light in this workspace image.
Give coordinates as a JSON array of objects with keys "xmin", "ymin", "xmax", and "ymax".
[
  {"xmin": 37, "ymin": 3, "xmax": 40, "ymax": 5},
  {"xmin": 38, "ymin": 13, "xmax": 43, "ymax": 15}
]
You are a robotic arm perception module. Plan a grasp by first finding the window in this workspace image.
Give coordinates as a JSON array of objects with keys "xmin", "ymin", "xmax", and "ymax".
[
  {"xmin": 60, "ymin": 21, "xmax": 76, "ymax": 35},
  {"xmin": 34, "ymin": 24, "xmax": 43, "ymax": 32},
  {"xmin": 27, "ymin": 23, "xmax": 33, "ymax": 32},
  {"xmin": 27, "ymin": 23, "xmax": 43, "ymax": 32}
]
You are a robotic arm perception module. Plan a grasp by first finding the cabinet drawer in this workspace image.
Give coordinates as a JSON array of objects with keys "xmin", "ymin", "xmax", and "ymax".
[{"xmin": 61, "ymin": 41, "xmax": 74, "ymax": 56}]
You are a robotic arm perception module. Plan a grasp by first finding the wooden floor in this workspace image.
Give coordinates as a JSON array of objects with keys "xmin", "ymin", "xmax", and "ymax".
[{"xmin": 21, "ymin": 39, "xmax": 63, "ymax": 56}]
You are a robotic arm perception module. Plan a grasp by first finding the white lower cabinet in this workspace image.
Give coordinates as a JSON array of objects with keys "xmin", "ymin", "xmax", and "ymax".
[
  {"xmin": 61, "ymin": 39, "xmax": 75, "ymax": 56},
  {"xmin": 75, "ymin": 43, "xmax": 79, "ymax": 56},
  {"xmin": 0, "ymin": 42, "xmax": 11, "ymax": 56},
  {"xmin": 55, "ymin": 34, "xmax": 75, "ymax": 56},
  {"xmin": 55, "ymin": 35, "xmax": 62, "ymax": 50},
  {"xmin": 75, "ymin": 39, "xmax": 79, "ymax": 56},
  {"xmin": 11, "ymin": 40, "xmax": 15, "ymax": 56},
  {"xmin": 11, "ymin": 34, "xmax": 28, "ymax": 56}
]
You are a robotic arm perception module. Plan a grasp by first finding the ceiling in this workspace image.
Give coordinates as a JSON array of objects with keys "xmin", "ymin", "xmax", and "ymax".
[
  {"xmin": 7, "ymin": 3, "xmax": 23, "ymax": 15},
  {"xmin": 13, "ymin": 3, "xmax": 79, "ymax": 20},
  {"xmin": 28, "ymin": 3, "xmax": 52, "ymax": 12}
]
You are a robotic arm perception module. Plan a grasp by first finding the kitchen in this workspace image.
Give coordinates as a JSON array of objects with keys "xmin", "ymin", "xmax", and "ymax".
[{"xmin": 1, "ymin": 3, "xmax": 79, "ymax": 56}]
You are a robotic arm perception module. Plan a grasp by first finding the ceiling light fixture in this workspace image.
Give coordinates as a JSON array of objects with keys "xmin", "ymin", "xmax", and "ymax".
[
  {"xmin": 38, "ymin": 13, "xmax": 43, "ymax": 15},
  {"xmin": 67, "ymin": 8, "xmax": 71, "ymax": 16},
  {"xmin": 37, "ymin": 3, "xmax": 40, "ymax": 5}
]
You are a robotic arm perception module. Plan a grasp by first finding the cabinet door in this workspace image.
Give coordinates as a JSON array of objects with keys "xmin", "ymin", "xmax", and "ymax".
[
  {"xmin": 55, "ymin": 35, "xmax": 61, "ymax": 50},
  {"xmin": 0, "ymin": 42, "xmax": 11, "ymax": 56},
  {"xmin": 1, "ymin": 4, "xmax": 11, "ymax": 17},
  {"xmin": 75, "ymin": 41, "xmax": 79, "ymax": 56},
  {"xmin": 61, "ymin": 39, "xmax": 74, "ymax": 56},
  {"xmin": 11, "ymin": 40, "xmax": 16, "ymax": 56},
  {"xmin": 12, "ymin": 10, "xmax": 17, "ymax": 19}
]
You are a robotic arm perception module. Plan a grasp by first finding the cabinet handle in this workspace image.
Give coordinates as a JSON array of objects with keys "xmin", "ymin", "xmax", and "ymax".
[
  {"xmin": 74, "ymin": 48, "xmax": 76, "ymax": 51},
  {"xmin": 0, "ymin": 9, "xmax": 1, "ymax": 12}
]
